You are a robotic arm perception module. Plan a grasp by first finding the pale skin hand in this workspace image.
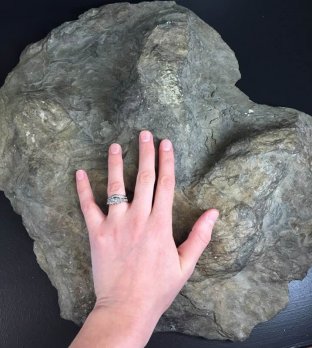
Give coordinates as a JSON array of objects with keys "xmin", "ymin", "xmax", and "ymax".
[{"xmin": 70, "ymin": 130, "xmax": 219, "ymax": 348}]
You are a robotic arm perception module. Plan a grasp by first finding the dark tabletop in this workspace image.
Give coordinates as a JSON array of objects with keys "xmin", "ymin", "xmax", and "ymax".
[{"xmin": 0, "ymin": 0, "xmax": 312, "ymax": 347}]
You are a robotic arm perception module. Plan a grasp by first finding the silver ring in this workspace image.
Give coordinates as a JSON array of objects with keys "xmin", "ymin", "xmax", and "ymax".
[{"xmin": 107, "ymin": 194, "xmax": 128, "ymax": 205}]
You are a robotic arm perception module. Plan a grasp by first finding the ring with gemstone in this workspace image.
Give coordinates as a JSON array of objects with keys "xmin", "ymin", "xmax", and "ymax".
[{"xmin": 107, "ymin": 194, "xmax": 128, "ymax": 205}]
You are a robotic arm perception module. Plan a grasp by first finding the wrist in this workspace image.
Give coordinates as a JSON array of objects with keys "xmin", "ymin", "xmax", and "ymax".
[{"xmin": 70, "ymin": 303, "xmax": 161, "ymax": 348}]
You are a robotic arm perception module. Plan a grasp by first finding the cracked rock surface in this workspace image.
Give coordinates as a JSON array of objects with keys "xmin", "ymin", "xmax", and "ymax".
[{"xmin": 0, "ymin": 1, "xmax": 311, "ymax": 341}]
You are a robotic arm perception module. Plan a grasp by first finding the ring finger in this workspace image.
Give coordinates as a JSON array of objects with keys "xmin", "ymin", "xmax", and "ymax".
[{"xmin": 107, "ymin": 143, "xmax": 128, "ymax": 215}]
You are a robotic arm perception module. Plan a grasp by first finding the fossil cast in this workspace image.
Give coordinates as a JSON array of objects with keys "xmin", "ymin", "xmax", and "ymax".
[{"xmin": 0, "ymin": 1, "xmax": 311, "ymax": 341}]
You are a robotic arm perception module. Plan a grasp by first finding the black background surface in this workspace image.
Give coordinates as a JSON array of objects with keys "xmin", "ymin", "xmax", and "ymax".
[{"xmin": 0, "ymin": 0, "xmax": 312, "ymax": 347}]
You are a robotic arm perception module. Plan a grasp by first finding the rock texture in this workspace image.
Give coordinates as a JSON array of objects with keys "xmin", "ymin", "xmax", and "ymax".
[{"xmin": 0, "ymin": 1, "xmax": 311, "ymax": 341}]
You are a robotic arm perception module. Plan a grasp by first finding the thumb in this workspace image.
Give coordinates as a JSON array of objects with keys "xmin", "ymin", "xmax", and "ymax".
[{"xmin": 177, "ymin": 209, "xmax": 219, "ymax": 279}]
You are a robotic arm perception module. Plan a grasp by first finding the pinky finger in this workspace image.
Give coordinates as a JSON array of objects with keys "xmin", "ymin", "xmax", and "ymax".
[{"xmin": 76, "ymin": 170, "xmax": 106, "ymax": 233}]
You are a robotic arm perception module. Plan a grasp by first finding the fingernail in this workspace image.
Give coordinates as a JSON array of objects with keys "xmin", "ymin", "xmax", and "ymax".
[
  {"xmin": 110, "ymin": 143, "xmax": 120, "ymax": 154},
  {"xmin": 76, "ymin": 170, "xmax": 85, "ymax": 181},
  {"xmin": 140, "ymin": 130, "xmax": 151, "ymax": 142},
  {"xmin": 206, "ymin": 209, "xmax": 219, "ymax": 223},
  {"xmin": 162, "ymin": 139, "xmax": 172, "ymax": 151}
]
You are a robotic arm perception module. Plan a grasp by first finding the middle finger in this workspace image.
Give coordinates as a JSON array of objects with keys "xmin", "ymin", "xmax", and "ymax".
[{"xmin": 131, "ymin": 130, "xmax": 155, "ymax": 216}]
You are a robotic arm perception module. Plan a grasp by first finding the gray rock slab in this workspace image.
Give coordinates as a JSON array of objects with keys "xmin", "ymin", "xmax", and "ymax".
[{"xmin": 0, "ymin": 1, "xmax": 311, "ymax": 341}]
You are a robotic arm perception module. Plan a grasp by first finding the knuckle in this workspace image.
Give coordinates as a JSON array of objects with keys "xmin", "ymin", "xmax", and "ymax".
[
  {"xmin": 91, "ymin": 229, "xmax": 107, "ymax": 248},
  {"xmin": 194, "ymin": 228, "xmax": 211, "ymax": 246},
  {"xmin": 163, "ymin": 155, "xmax": 173, "ymax": 164},
  {"xmin": 108, "ymin": 153, "xmax": 121, "ymax": 164},
  {"xmin": 131, "ymin": 215, "xmax": 144, "ymax": 230},
  {"xmin": 181, "ymin": 262, "xmax": 196, "ymax": 282},
  {"xmin": 206, "ymin": 219, "xmax": 215, "ymax": 230},
  {"xmin": 81, "ymin": 199, "xmax": 94, "ymax": 214},
  {"xmin": 138, "ymin": 170, "xmax": 155, "ymax": 185},
  {"xmin": 108, "ymin": 181, "xmax": 123, "ymax": 193},
  {"xmin": 159, "ymin": 174, "xmax": 175, "ymax": 190}
]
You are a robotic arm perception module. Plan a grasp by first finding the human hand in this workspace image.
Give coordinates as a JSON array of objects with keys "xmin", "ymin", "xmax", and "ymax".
[{"xmin": 72, "ymin": 130, "xmax": 219, "ymax": 347}]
